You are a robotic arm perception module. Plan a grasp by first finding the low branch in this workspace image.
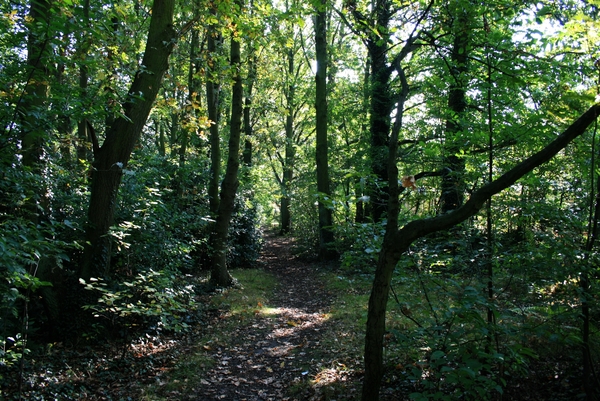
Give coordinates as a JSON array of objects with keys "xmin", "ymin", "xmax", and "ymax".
[{"xmin": 395, "ymin": 103, "xmax": 600, "ymax": 252}]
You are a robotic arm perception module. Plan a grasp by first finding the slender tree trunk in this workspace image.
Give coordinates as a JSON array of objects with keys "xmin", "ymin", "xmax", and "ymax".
[
  {"xmin": 80, "ymin": 0, "xmax": 177, "ymax": 280},
  {"xmin": 355, "ymin": 57, "xmax": 371, "ymax": 223},
  {"xmin": 104, "ymin": 15, "xmax": 119, "ymax": 133},
  {"xmin": 280, "ymin": 47, "xmax": 295, "ymax": 235},
  {"xmin": 207, "ymin": 16, "xmax": 222, "ymax": 216},
  {"xmin": 55, "ymin": 29, "xmax": 72, "ymax": 163},
  {"xmin": 210, "ymin": 0, "xmax": 244, "ymax": 287},
  {"xmin": 17, "ymin": 0, "xmax": 60, "ymax": 344},
  {"xmin": 315, "ymin": 0, "xmax": 335, "ymax": 259},
  {"xmin": 156, "ymin": 119, "xmax": 166, "ymax": 156},
  {"xmin": 177, "ymin": 24, "xmax": 201, "ymax": 197},
  {"xmin": 76, "ymin": 0, "xmax": 90, "ymax": 162},
  {"xmin": 243, "ymin": 51, "xmax": 256, "ymax": 170},
  {"xmin": 169, "ymin": 111, "xmax": 179, "ymax": 158},
  {"xmin": 582, "ymin": 122, "xmax": 600, "ymax": 401},
  {"xmin": 361, "ymin": 104, "xmax": 600, "ymax": 400},
  {"xmin": 362, "ymin": 63, "xmax": 409, "ymax": 400}
]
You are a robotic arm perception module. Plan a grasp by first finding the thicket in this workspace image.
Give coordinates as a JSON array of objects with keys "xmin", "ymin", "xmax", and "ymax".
[{"xmin": 0, "ymin": 0, "xmax": 599, "ymax": 399}]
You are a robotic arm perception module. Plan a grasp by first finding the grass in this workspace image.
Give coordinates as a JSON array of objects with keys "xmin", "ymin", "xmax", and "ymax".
[{"xmin": 140, "ymin": 259, "xmax": 596, "ymax": 400}]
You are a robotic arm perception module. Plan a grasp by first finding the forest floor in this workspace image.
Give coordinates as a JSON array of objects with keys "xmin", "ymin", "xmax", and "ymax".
[
  {"xmin": 181, "ymin": 233, "xmax": 363, "ymax": 401},
  {"xmin": 4, "ymin": 232, "xmax": 591, "ymax": 400},
  {"xmin": 4, "ymin": 232, "xmax": 368, "ymax": 401}
]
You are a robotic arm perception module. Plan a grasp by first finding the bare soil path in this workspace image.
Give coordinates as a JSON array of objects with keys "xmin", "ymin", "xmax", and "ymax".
[{"xmin": 192, "ymin": 233, "xmax": 348, "ymax": 400}]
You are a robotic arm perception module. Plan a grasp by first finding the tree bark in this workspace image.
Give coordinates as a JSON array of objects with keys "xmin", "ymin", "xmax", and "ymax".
[
  {"xmin": 76, "ymin": 0, "xmax": 90, "ymax": 162},
  {"xmin": 280, "ymin": 47, "xmax": 295, "ymax": 235},
  {"xmin": 243, "ymin": 50, "xmax": 256, "ymax": 170},
  {"xmin": 367, "ymin": 1, "xmax": 393, "ymax": 223},
  {"xmin": 207, "ymin": 12, "xmax": 222, "ymax": 216},
  {"xmin": 315, "ymin": 0, "xmax": 335, "ymax": 259},
  {"xmin": 440, "ymin": 3, "xmax": 470, "ymax": 213},
  {"xmin": 80, "ymin": 0, "xmax": 177, "ymax": 280},
  {"xmin": 209, "ymin": 0, "xmax": 244, "ymax": 287},
  {"xmin": 361, "ymin": 103, "xmax": 600, "ymax": 400},
  {"xmin": 20, "ymin": 0, "xmax": 52, "ymax": 174}
]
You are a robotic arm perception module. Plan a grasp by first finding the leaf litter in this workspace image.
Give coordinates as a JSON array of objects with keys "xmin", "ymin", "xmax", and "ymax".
[
  {"xmin": 191, "ymin": 233, "xmax": 362, "ymax": 401},
  {"xmin": 2, "ymin": 233, "xmax": 364, "ymax": 400}
]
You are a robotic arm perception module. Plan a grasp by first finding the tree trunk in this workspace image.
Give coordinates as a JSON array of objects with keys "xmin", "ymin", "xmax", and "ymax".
[
  {"xmin": 76, "ymin": 0, "xmax": 90, "ymax": 162},
  {"xmin": 440, "ymin": 4, "xmax": 470, "ymax": 213},
  {"xmin": 280, "ymin": 47, "xmax": 295, "ymax": 235},
  {"xmin": 582, "ymin": 135, "xmax": 600, "ymax": 400},
  {"xmin": 361, "ymin": 104, "xmax": 600, "ymax": 400},
  {"xmin": 315, "ymin": 0, "xmax": 335, "ymax": 259},
  {"xmin": 362, "ymin": 62, "xmax": 410, "ymax": 400},
  {"xmin": 80, "ymin": 0, "xmax": 177, "ymax": 280},
  {"xmin": 366, "ymin": 2, "xmax": 393, "ymax": 223},
  {"xmin": 20, "ymin": 0, "xmax": 52, "ymax": 175},
  {"xmin": 210, "ymin": 1, "xmax": 244, "ymax": 287},
  {"xmin": 177, "ymin": 24, "xmax": 201, "ymax": 197},
  {"xmin": 207, "ymin": 15, "xmax": 222, "ymax": 216},
  {"xmin": 243, "ymin": 51, "xmax": 256, "ymax": 170}
]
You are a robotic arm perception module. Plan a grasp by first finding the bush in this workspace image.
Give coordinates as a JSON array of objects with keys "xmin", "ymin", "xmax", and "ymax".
[{"xmin": 80, "ymin": 268, "xmax": 199, "ymax": 340}]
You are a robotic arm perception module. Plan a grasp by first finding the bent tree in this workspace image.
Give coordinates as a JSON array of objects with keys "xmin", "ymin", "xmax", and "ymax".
[
  {"xmin": 361, "ymin": 103, "xmax": 600, "ymax": 400},
  {"xmin": 209, "ymin": 0, "xmax": 244, "ymax": 287},
  {"xmin": 80, "ymin": 0, "xmax": 177, "ymax": 280}
]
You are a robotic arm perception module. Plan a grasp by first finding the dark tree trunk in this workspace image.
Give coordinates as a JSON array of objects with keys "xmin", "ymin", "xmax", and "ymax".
[
  {"xmin": 243, "ymin": 51, "xmax": 256, "ymax": 170},
  {"xmin": 349, "ymin": 0, "xmax": 394, "ymax": 223},
  {"xmin": 156, "ymin": 119, "xmax": 166, "ymax": 156},
  {"xmin": 210, "ymin": 1, "xmax": 244, "ymax": 287},
  {"xmin": 315, "ymin": 0, "xmax": 335, "ymax": 259},
  {"xmin": 177, "ymin": 23, "xmax": 201, "ymax": 197},
  {"xmin": 366, "ymin": 2, "xmax": 393, "ymax": 223},
  {"xmin": 582, "ymin": 143, "xmax": 600, "ymax": 400},
  {"xmin": 21, "ymin": 0, "xmax": 51, "ymax": 174},
  {"xmin": 80, "ymin": 0, "xmax": 177, "ymax": 280},
  {"xmin": 280, "ymin": 47, "xmax": 295, "ymax": 235},
  {"xmin": 361, "ymin": 104, "xmax": 600, "ymax": 400},
  {"xmin": 207, "ymin": 16, "xmax": 222, "ymax": 216},
  {"xmin": 440, "ymin": 5, "xmax": 470, "ymax": 213},
  {"xmin": 76, "ymin": 0, "xmax": 90, "ymax": 162}
]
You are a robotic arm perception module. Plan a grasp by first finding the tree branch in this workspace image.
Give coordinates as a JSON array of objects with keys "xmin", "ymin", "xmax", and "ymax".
[{"xmin": 395, "ymin": 103, "xmax": 600, "ymax": 253}]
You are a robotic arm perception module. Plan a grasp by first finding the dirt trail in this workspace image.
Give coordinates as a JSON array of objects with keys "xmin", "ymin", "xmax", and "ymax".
[{"xmin": 193, "ymin": 234, "xmax": 339, "ymax": 400}]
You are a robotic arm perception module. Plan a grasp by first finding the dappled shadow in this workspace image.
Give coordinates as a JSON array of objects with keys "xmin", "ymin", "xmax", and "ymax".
[{"xmin": 189, "ymin": 233, "xmax": 347, "ymax": 401}]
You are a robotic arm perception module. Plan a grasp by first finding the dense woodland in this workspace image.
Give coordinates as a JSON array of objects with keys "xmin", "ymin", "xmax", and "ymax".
[{"xmin": 1, "ymin": 0, "xmax": 600, "ymax": 399}]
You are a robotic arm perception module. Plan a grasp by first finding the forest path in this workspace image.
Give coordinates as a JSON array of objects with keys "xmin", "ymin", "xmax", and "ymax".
[{"xmin": 194, "ymin": 233, "xmax": 343, "ymax": 401}]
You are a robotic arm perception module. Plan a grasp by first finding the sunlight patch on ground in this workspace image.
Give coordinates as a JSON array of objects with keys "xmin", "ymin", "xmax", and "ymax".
[{"xmin": 257, "ymin": 306, "xmax": 331, "ymax": 338}]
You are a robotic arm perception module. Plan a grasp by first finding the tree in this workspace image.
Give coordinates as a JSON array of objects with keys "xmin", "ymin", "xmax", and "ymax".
[
  {"xmin": 439, "ymin": 1, "xmax": 472, "ymax": 213},
  {"xmin": 348, "ymin": 0, "xmax": 395, "ymax": 222},
  {"xmin": 314, "ymin": 0, "xmax": 335, "ymax": 259},
  {"xmin": 19, "ymin": 0, "xmax": 52, "ymax": 190},
  {"xmin": 206, "ymin": 5, "xmax": 223, "ymax": 217},
  {"xmin": 361, "ymin": 103, "xmax": 600, "ymax": 400},
  {"xmin": 80, "ymin": 0, "xmax": 178, "ymax": 280},
  {"xmin": 209, "ymin": 0, "xmax": 245, "ymax": 287}
]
